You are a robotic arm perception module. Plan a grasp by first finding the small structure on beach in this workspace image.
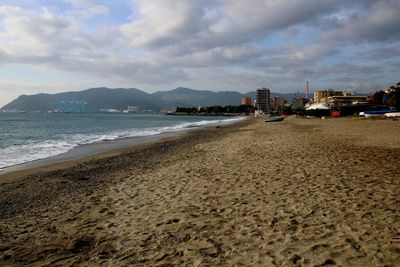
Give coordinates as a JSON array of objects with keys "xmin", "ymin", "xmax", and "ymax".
[
  {"xmin": 305, "ymin": 103, "xmax": 330, "ymax": 117},
  {"xmin": 306, "ymin": 103, "xmax": 329, "ymax": 110}
]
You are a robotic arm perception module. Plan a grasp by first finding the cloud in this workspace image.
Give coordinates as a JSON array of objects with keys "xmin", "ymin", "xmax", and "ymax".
[
  {"xmin": 317, "ymin": 63, "xmax": 381, "ymax": 76},
  {"xmin": 0, "ymin": 0, "xmax": 398, "ymax": 99},
  {"xmin": 356, "ymin": 45, "xmax": 400, "ymax": 61},
  {"xmin": 120, "ymin": 0, "xmax": 373, "ymax": 54},
  {"xmin": 0, "ymin": 6, "xmax": 70, "ymax": 60},
  {"xmin": 322, "ymin": 0, "xmax": 400, "ymax": 43},
  {"xmin": 0, "ymin": 5, "xmax": 116, "ymax": 67},
  {"xmin": 120, "ymin": 0, "xmax": 209, "ymax": 49},
  {"xmin": 67, "ymin": 0, "xmax": 109, "ymax": 19}
]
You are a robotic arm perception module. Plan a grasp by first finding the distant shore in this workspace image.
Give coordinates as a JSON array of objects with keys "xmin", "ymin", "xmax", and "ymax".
[{"xmin": 0, "ymin": 116, "xmax": 399, "ymax": 266}]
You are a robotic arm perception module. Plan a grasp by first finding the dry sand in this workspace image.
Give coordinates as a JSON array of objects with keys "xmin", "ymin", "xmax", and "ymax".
[{"xmin": 0, "ymin": 116, "xmax": 399, "ymax": 266}]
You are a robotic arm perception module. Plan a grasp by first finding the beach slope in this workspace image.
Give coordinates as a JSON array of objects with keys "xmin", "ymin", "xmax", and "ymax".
[{"xmin": 0, "ymin": 117, "xmax": 399, "ymax": 266}]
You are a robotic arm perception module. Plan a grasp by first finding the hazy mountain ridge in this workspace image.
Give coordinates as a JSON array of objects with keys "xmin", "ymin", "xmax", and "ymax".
[
  {"xmin": 2, "ymin": 87, "xmax": 162, "ymax": 112},
  {"xmin": 2, "ymin": 87, "xmax": 305, "ymax": 112},
  {"xmin": 152, "ymin": 87, "xmax": 244, "ymax": 108}
]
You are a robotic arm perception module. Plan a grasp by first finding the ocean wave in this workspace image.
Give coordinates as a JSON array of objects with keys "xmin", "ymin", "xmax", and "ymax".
[
  {"xmin": 0, "ymin": 140, "xmax": 74, "ymax": 169},
  {"xmin": 0, "ymin": 116, "xmax": 246, "ymax": 169}
]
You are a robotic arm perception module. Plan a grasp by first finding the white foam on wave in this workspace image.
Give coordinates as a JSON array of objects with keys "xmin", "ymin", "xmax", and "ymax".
[
  {"xmin": 0, "ymin": 140, "xmax": 75, "ymax": 169},
  {"xmin": 0, "ymin": 116, "xmax": 246, "ymax": 169},
  {"xmin": 165, "ymin": 116, "xmax": 246, "ymax": 130}
]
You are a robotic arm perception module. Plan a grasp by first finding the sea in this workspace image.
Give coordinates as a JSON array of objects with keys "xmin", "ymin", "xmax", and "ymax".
[{"xmin": 0, "ymin": 113, "xmax": 244, "ymax": 170}]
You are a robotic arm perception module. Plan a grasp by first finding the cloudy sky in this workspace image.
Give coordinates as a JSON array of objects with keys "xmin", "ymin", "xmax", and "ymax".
[{"xmin": 0, "ymin": 0, "xmax": 399, "ymax": 106}]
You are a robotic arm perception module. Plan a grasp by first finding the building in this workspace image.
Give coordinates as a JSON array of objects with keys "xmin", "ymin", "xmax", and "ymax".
[
  {"xmin": 384, "ymin": 83, "xmax": 400, "ymax": 94},
  {"xmin": 123, "ymin": 106, "xmax": 139, "ymax": 113},
  {"xmin": 99, "ymin": 108, "xmax": 121, "ymax": 113},
  {"xmin": 292, "ymin": 97, "xmax": 309, "ymax": 107},
  {"xmin": 256, "ymin": 87, "xmax": 271, "ymax": 113},
  {"xmin": 271, "ymin": 96, "xmax": 286, "ymax": 113},
  {"xmin": 54, "ymin": 100, "xmax": 92, "ymax": 113},
  {"xmin": 127, "ymin": 106, "xmax": 139, "ymax": 113},
  {"xmin": 313, "ymin": 89, "xmax": 368, "ymax": 105},
  {"xmin": 314, "ymin": 89, "xmax": 345, "ymax": 104},
  {"xmin": 327, "ymin": 95, "xmax": 370, "ymax": 105},
  {"xmin": 241, "ymin": 96, "xmax": 252, "ymax": 106}
]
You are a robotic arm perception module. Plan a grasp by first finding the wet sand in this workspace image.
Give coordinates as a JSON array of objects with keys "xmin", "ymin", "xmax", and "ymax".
[{"xmin": 0, "ymin": 117, "xmax": 399, "ymax": 266}]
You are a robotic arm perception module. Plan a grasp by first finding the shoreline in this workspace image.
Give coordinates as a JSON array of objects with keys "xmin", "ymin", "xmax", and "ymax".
[
  {"xmin": 0, "ymin": 117, "xmax": 248, "ymax": 183},
  {"xmin": 0, "ymin": 116, "xmax": 399, "ymax": 266},
  {"xmin": 0, "ymin": 131, "xmax": 187, "ymax": 182}
]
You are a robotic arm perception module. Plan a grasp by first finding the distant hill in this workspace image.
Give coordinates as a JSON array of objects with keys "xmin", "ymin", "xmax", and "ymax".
[
  {"xmin": 2, "ymin": 87, "xmax": 162, "ymax": 112},
  {"xmin": 1, "ymin": 87, "xmax": 307, "ymax": 112},
  {"xmin": 152, "ymin": 87, "xmax": 244, "ymax": 108}
]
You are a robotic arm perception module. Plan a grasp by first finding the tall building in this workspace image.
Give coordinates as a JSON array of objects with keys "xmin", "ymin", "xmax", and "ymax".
[
  {"xmin": 241, "ymin": 96, "xmax": 252, "ymax": 106},
  {"xmin": 256, "ymin": 87, "xmax": 271, "ymax": 113}
]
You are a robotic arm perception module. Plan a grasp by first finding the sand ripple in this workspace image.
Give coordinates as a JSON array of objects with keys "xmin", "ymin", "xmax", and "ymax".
[{"xmin": 1, "ymin": 117, "xmax": 399, "ymax": 266}]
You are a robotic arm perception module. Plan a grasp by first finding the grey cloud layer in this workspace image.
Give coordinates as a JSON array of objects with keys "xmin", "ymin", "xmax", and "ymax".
[{"xmin": 0, "ymin": 0, "xmax": 399, "ymax": 92}]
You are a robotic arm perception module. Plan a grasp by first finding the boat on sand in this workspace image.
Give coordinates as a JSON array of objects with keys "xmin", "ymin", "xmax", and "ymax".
[
  {"xmin": 363, "ymin": 110, "xmax": 397, "ymax": 118},
  {"xmin": 265, "ymin": 116, "xmax": 285, "ymax": 122},
  {"xmin": 385, "ymin": 112, "xmax": 400, "ymax": 118}
]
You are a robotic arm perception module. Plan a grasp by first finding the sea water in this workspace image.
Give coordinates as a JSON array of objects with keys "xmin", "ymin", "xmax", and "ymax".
[{"xmin": 0, "ymin": 113, "xmax": 244, "ymax": 170}]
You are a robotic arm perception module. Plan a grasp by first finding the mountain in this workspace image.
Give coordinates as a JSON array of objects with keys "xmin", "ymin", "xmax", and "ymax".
[
  {"xmin": 1, "ymin": 87, "xmax": 306, "ymax": 112},
  {"xmin": 2, "ymin": 87, "xmax": 162, "ymax": 112},
  {"xmin": 152, "ymin": 87, "xmax": 243, "ymax": 108}
]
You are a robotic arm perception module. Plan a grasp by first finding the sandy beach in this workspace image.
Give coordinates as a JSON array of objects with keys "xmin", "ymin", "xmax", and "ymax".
[{"xmin": 0, "ymin": 116, "xmax": 399, "ymax": 266}]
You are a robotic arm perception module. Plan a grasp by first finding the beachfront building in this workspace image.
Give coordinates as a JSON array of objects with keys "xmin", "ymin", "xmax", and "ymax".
[
  {"xmin": 314, "ymin": 89, "xmax": 370, "ymax": 106},
  {"xmin": 271, "ymin": 96, "xmax": 286, "ymax": 114},
  {"xmin": 256, "ymin": 87, "xmax": 271, "ymax": 113},
  {"xmin": 292, "ymin": 97, "xmax": 308, "ymax": 107},
  {"xmin": 291, "ymin": 97, "xmax": 308, "ymax": 115},
  {"xmin": 314, "ymin": 89, "xmax": 343, "ymax": 104},
  {"xmin": 384, "ymin": 82, "xmax": 400, "ymax": 94},
  {"xmin": 327, "ymin": 95, "xmax": 370, "ymax": 105},
  {"xmin": 241, "ymin": 96, "xmax": 252, "ymax": 106}
]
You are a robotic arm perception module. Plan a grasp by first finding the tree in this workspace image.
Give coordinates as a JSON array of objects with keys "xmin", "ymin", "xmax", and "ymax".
[
  {"xmin": 371, "ymin": 91, "xmax": 385, "ymax": 105},
  {"xmin": 387, "ymin": 91, "xmax": 400, "ymax": 109}
]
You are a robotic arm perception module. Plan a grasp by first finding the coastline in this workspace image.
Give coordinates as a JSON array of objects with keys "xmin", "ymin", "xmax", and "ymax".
[
  {"xmin": 0, "ymin": 116, "xmax": 399, "ymax": 266},
  {"xmin": 0, "ymin": 117, "xmax": 247, "ymax": 183},
  {"xmin": 0, "ymin": 131, "xmax": 187, "ymax": 183}
]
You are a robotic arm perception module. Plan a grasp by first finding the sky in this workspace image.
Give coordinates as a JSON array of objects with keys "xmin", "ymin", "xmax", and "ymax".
[{"xmin": 0, "ymin": 0, "xmax": 399, "ymax": 107}]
